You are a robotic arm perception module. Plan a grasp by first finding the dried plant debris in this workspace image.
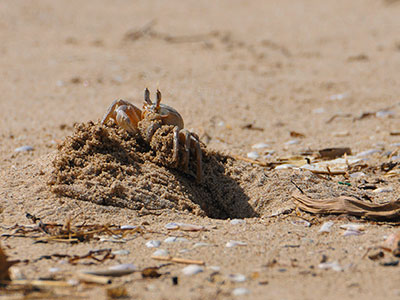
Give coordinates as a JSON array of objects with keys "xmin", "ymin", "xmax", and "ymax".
[
  {"xmin": 292, "ymin": 190, "xmax": 400, "ymax": 220},
  {"xmin": 36, "ymin": 248, "xmax": 115, "ymax": 265},
  {"xmin": 318, "ymin": 147, "xmax": 352, "ymax": 160},
  {"xmin": 1, "ymin": 214, "xmax": 146, "ymax": 244},
  {"xmin": 366, "ymin": 231, "xmax": 400, "ymax": 264},
  {"xmin": 49, "ymin": 122, "xmax": 258, "ymax": 219},
  {"xmin": 107, "ymin": 286, "xmax": 129, "ymax": 299},
  {"xmin": 0, "ymin": 246, "xmax": 15, "ymax": 282},
  {"xmin": 382, "ymin": 231, "xmax": 400, "ymax": 256}
]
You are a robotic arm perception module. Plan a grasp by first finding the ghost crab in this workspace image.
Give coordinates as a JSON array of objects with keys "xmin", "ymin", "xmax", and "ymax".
[{"xmin": 101, "ymin": 89, "xmax": 203, "ymax": 182}]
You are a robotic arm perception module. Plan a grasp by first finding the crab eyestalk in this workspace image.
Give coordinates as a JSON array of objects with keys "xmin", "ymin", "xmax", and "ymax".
[
  {"xmin": 156, "ymin": 90, "xmax": 162, "ymax": 110},
  {"xmin": 144, "ymin": 88, "xmax": 152, "ymax": 105}
]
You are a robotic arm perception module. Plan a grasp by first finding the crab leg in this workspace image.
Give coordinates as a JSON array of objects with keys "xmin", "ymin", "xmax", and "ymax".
[
  {"xmin": 172, "ymin": 127, "xmax": 180, "ymax": 167},
  {"xmin": 191, "ymin": 137, "xmax": 203, "ymax": 182},
  {"xmin": 101, "ymin": 99, "xmax": 121, "ymax": 124},
  {"xmin": 179, "ymin": 129, "xmax": 192, "ymax": 172},
  {"xmin": 144, "ymin": 122, "xmax": 161, "ymax": 143},
  {"xmin": 115, "ymin": 105, "xmax": 142, "ymax": 134}
]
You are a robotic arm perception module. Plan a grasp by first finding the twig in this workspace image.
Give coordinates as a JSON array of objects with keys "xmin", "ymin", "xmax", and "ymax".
[
  {"xmin": 309, "ymin": 168, "xmax": 346, "ymax": 175},
  {"xmin": 326, "ymin": 113, "xmax": 352, "ymax": 124},
  {"xmin": 0, "ymin": 280, "xmax": 75, "ymax": 288},
  {"xmin": 290, "ymin": 180, "xmax": 304, "ymax": 194},
  {"xmin": 151, "ymin": 256, "xmax": 205, "ymax": 265},
  {"xmin": 229, "ymin": 154, "xmax": 274, "ymax": 168},
  {"xmin": 124, "ymin": 19, "xmax": 157, "ymax": 41},
  {"xmin": 76, "ymin": 273, "xmax": 112, "ymax": 285}
]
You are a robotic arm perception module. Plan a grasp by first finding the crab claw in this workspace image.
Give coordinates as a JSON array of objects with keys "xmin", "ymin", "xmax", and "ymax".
[{"xmin": 101, "ymin": 99, "xmax": 142, "ymax": 134}]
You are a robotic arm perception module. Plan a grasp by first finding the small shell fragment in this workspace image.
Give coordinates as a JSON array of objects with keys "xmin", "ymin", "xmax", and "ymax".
[
  {"xmin": 376, "ymin": 110, "xmax": 395, "ymax": 118},
  {"xmin": 152, "ymin": 249, "xmax": 170, "ymax": 257},
  {"xmin": 342, "ymin": 229, "xmax": 364, "ymax": 237},
  {"xmin": 319, "ymin": 221, "xmax": 334, "ymax": 233},
  {"xmin": 15, "ymin": 145, "xmax": 34, "ymax": 152},
  {"xmin": 318, "ymin": 261, "xmax": 342, "ymax": 272},
  {"xmin": 83, "ymin": 264, "xmax": 136, "ymax": 277},
  {"xmin": 179, "ymin": 223, "xmax": 204, "ymax": 231},
  {"xmin": 350, "ymin": 172, "xmax": 365, "ymax": 178},
  {"xmin": 232, "ymin": 287, "xmax": 251, "ymax": 296},
  {"xmin": 382, "ymin": 231, "xmax": 400, "ymax": 252},
  {"xmin": 112, "ymin": 250, "xmax": 130, "ymax": 256},
  {"xmin": 356, "ymin": 149, "xmax": 380, "ymax": 157},
  {"xmin": 230, "ymin": 219, "xmax": 246, "ymax": 225},
  {"xmin": 182, "ymin": 264, "xmax": 203, "ymax": 276},
  {"xmin": 333, "ymin": 131, "xmax": 350, "ymax": 137},
  {"xmin": 228, "ymin": 273, "xmax": 246, "ymax": 283},
  {"xmin": 313, "ymin": 107, "xmax": 325, "ymax": 114},
  {"xmin": 120, "ymin": 225, "xmax": 139, "ymax": 230},
  {"xmin": 339, "ymin": 224, "xmax": 365, "ymax": 231},
  {"xmin": 164, "ymin": 223, "xmax": 204, "ymax": 231},
  {"xmin": 164, "ymin": 237, "xmax": 177, "ymax": 243},
  {"xmin": 252, "ymin": 143, "xmax": 270, "ymax": 149},
  {"xmin": 291, "ymin": 219, "xmax": 311, "ymax": 227},
  {"xmin": 247, "ymin": 151, "xmax": 260, "ymax": 160},
  {"xmin": 329, "ymin": 93, "xmax": 348, "ymax": 101},
  {"xmin": 275, "ymin": 164, "xmax": 296, "ymax": 170},
  {"xmin": 285, "ymin": 139, "xmax": 299, "ymax": 145},
  {"xmin": 226, "ymin": 240, "xmax": 247, "ymax": 248},
  {"xmin": 165, "ymin": 223, "xmax": 180, "ymax": 230},
  {"xmin": 109, "ymin": 264, "xmax": 136, "ymax": 272},
  {"xmin": 208, "ymin": 266, "xmax": 221, "ymax": 272},
  {"xmin": 340, "ymin": 224, "xmax": 365, "ymax": 236},
  {"xmin": 49, "ymin": 267, "xmax": 61, "ymax": 273},
  {"xmin": 193, "ymin": 242, "xmax": 212, "ymax": 248},
  {"xmin": 164, "ymin": 237, "xmax": 189, "ymax": 243},
  {"xmin": 145, "ymin": 240, "xmax": 161, "ymax": 248},
  {"xmin": 99, "ymin": 236, "xmax": 127, "ymax": 243},
  {"xmin": 373, "ymin": 187, "xmax": 393, "ymax": 193}
]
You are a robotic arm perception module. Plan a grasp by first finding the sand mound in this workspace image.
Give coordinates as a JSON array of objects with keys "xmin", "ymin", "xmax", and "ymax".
[
  {"xmin": 48, "ymin": 122, "xmax": 259, "ymax": 219},
  {"xmin": 47, "ymin": 122, "xmax": 392, "ymax": 220}
]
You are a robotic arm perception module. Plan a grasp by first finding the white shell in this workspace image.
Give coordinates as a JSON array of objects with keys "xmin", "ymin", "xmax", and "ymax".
[
  {"xmin": 121, "ymin": 225, "xmax": 139, "ymax": 230},
  {"xmin": 232, "ymin": 288, "xmax": 251, "ymax": 296},
  {"xmin": 182, "ymin": 264, "xmax": 204, "ymax": 276},
  {"xmin": 112, "ymin": 250, "xmax": 130, "ymax": 256},
  {"xmin": 164, "ymin": 237, "xmax": 189, "ymax": 243},
  {"xmin": 152, "ymin": 249, "xmax": 170, "ymax": 256},
  {"xmin": 339, "ymin": 224, "xmax": 365, "ymax": 231},
  {"xmin": 247, "ymin": 151, "xmax": 260, "ymax": 160},
  {"xmin": 252, "ymin": 143, "xmax": 270, "ymax": 149},
  {"xmin": 318, "ymin": 261, "xmax": 342, "ymax": 272},
  {"xmin": 165, "ymin": 222, "xmax": 205, "ymax": 231},
  {"xmin": 228, "ymin": 273, "xmax": 246, "ymax": 282},
  {"xmin": 319, "ymin": 221, "xmax": 334, "ymax": 233},
  {"xmin": 285, "ymin": 139, "xmax": 299, "ymax": 145},
  {"xmin": 145, "ymin": 240, "xmax": 161, "ymax": 248},
  {"xmin": 356, "ymin": 149, "xmax": 380, "ymax": 157},
  {"xmin": 230, "ymin": 219, "xmax": 246, "ymax": 225},
  {"xmin": 373, "ymin": 187, "xmax": 393, "ymax": 193},
  {"xmin": 193, "ymin": 242, "xmax": 212, "ymax": 248},
  {"xmin": 15, "ymin": 145, "xmax": 34, "ymax": 152},
  {"xmin": 226, "ymin": 240, "xmax": 247, "ymax": 248}
]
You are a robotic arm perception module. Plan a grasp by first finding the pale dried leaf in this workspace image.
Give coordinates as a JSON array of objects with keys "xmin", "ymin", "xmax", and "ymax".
[{"xmin": 292, "ymin": 190, "xmax": 400, "ymax": 220}]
